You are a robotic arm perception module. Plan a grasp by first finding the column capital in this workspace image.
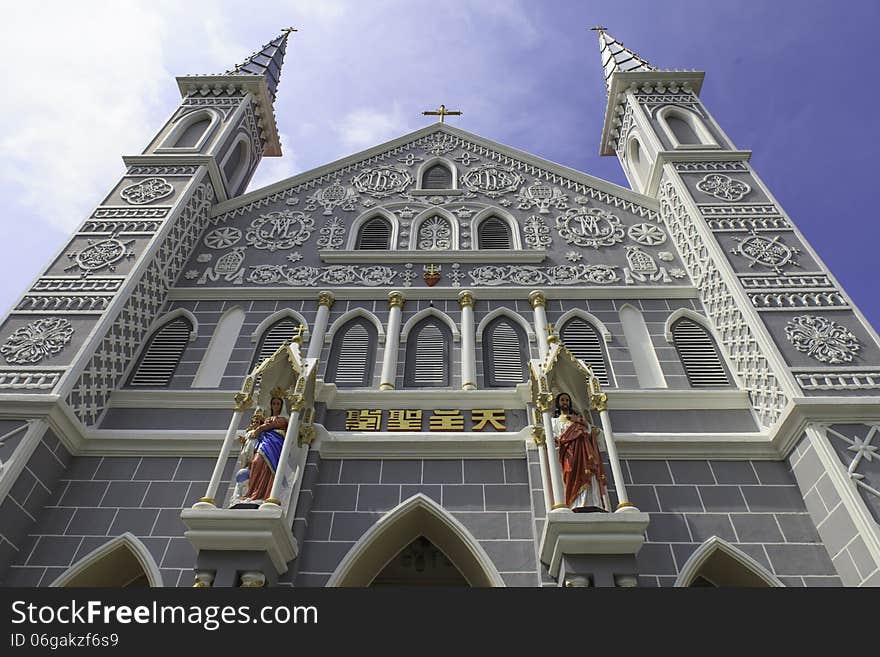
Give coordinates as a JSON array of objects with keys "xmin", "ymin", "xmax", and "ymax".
[
  {"xmin": 528, "ymin": 290, "xmax": 547, "ymax": 308},
  {"xmin": 317, "ymin": 290, "xmax": 335, "ymax": 308},
  {"xmin": 457, "ymin": 289, "xmax": 476, "ymax": 308},
  {"xmin": 388, "ymin": 290, "xmax": 406, "ymax": 309}
]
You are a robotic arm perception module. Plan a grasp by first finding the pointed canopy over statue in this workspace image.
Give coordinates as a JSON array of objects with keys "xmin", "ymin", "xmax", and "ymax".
[{"xmin": 529, "ymin": 341, "xmax": 604, "ymax": 417}]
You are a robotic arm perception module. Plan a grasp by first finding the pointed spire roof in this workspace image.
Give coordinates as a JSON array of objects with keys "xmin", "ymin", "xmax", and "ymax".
[
  {"xmin": 225, "ymin": 28, "xmax": 295, "ymax": 102},
  {"xmin": 593, "ymin": 28, "xmax": 656, "ymax": 91}
]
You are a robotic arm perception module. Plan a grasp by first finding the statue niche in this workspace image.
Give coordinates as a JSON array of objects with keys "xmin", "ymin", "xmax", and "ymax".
[
  {"xmin": 552, "ymin": 391, "xmax": 608, "ymax": 512},
  {"xmin": 231, "ymin": 391, "xmax": 290, "ymax": 508}
]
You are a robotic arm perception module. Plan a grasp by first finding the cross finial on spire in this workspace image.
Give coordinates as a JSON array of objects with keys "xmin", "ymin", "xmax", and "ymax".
[
  {"xmin": 281, "ymin": 26, "xmax": 298, "ymax": 36},
  {"xmin": 590, "ymin": 26, "xmax": 607, "ymax": 32},
  {"xmin": 422, "ymin": 104, "xmax": 462, "ymax": 124}
]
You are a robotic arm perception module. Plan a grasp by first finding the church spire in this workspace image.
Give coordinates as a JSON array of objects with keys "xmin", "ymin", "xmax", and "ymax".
[
  {"xmin": 592, "ymin": 27, "xmax": 656, "ymax": 91},
  {"xmin": 224, "ymin": 28, "xmax": 296, "ymax": 102}
]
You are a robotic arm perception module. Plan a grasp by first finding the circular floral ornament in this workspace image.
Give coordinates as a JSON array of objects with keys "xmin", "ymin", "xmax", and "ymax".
[
  {"xmin": 66, "ymin": 237, "xmax": 135, "ymax": 276},
  {"xmin": 695, "ymin": 174, "xmax": 751, "ymax": 202},
  {"xmin": 732, "ymin": 231, "xmax": 799, "ymax": 274},
  {"xmin": 555, "ymin": 207, "xmax": 624, "ymax": 249},
  {"xmin": 246, "ymin": 210, "xmax": 314, "ymax": 251},
  {"xmin": 628, "ymin": 223, "xmax": 667, "ymax": 246},
  {"xmin": 1, "ymin": 317, "xmax": 74, "ymax": 364},
  {"xmin": 120, "ymin": 177, "xmax": 174, "ymax": 205},
  {"xmin": 785, "ymin": 315, "xmax": 860, "ymax": 364},
  {"xmin": 204, "ymin": 227, "xmax": 242, "ymax": 249}
]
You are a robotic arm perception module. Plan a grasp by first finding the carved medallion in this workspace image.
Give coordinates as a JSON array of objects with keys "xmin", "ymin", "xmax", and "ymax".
[
  {"xmin": 696, "ymin": 174, "xmax": 751, "ymax": 202},
  {"xmin": 66, "ymin": 237, "xmax": 135, "ymax": 277},
  {"xmin": 423, "ymin": 135, "xmax": 457, "ymax": 156},
  {"xmin": 555, "ymin": 207, "xmax": 624, "ymax": 249},
  {"xmin": 1, "ymin": 317, "xmax": 74, "ymax": 364},
  {"xmin": 732, "ymin": 231, "xmax": 800, "ymax": 273},
  {"xmin": 120, "ymin": 177, "xmax": 174, "ymax": 205},
  {"xmin": 203, "ymin": 226, "xmax": 242, "ymax": 249},
  {"xmin": 785, "ymin": 315, "xmax": 860, "ymax": 364},
  {"xmin": 516, "ymin": 182, "xmax": 568, "ymax": 214},
  {"xmin": 304, "ymin": 181, "xmax": 360, "ymax": 215},
  {"xmin": 246, "ymin": 210, "xmax": 314, "ymax": 251},
  {"xmin": 459, "ymin": 165, "xmax": 523, "ymax": 199},
  {"xmin": 352, "ymin": 166, "xmax": 413, "ymax": 198},
  {"xmin": 627, "ymin": 223, "xmax": 667, "ymax": 246}
]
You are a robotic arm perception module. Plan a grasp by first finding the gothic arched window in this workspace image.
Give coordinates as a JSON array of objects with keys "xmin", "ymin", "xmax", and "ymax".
[
  {"xmin": 483, "ymin": 317, "xmax": 528, "ymax": 387},
  {"xmin": 560, "ymin": 318, "xmax": 612, "ymax": 386},
  {"xmin": 173, "ymin": 116, "xmax": 211, "ymax": 148},
  {"xmin": 356, "ymin": 216, "xmax": 392, "ymax": 250},
  {"xmin": 252, "ymin": 317, "xmax": 298, "ymax": 369},
  {"xmin": 422, "ymin": 163, "xmax": 453, "ymax": 189},
  {"xmin": 671, "ymin": 318, "xmax": 731, "ymax": 387},
  {"xmin": 666, "ymin": 115, "xmax": 701, "ymax": 145},
  {"xmin": 477, "ymin": 216, "xmax": 512, "ymax": 249},
  {"xmin": 325, "ymin": 318, "xmax": 377, "ymax": 388},
  {"xmin": 417, "ymin": 216, "xmax": 453, "ymax": 250},
  {"xmin": 127, "ymin": 316, "xmax": 192, "ymax": 387},
  {"xmin": 404, "ymin": 318, "xmax": 451, "ymax": 388}
]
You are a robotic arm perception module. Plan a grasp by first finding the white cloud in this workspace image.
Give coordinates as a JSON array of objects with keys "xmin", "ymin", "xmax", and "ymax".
[{"xmin": 336, "ymin": 105, "xmax": 410, "ymax": 151}]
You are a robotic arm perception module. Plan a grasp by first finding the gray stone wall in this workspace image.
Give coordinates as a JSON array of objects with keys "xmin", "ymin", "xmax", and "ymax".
[
  {"xmin": 2, "ymin": 455, "xmax": 233, "ymax": 587},
  {"xmin": 0, "ymin": 429, "xmax": 71, "ymax": 584},
  {"xmin": 626, "ymin": 457, "xmax": 840, "ymax": 586},
  {"xmin": 287, "ymin": 454, "xmax": 537, "ymax": 587},
  {"xmin": 788, "ymin": 433, "xmax": 880, "ymax": 586}
]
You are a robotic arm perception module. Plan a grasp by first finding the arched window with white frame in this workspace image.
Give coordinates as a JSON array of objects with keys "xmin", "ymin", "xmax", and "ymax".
[
  {"xmin": 560, "ymin": 317, "xmax": 613, "ymax": 386},
  {"xmin": 477, "ymin": 215, "xmax": 513, "ymax": 249},
  {"xmin": 356, "ymin": 215, "xmax": 392, "ymax": 250},
  {"xmin": 416, "ymin": 215, "xmax": 455, "ymax": 250},
  {"xmin": 657, "ymin": 106, "xmax": 719, "ymax": 149},
  {"xmin": 160, "ymin": 109, "xmax": 218, "ymax": 151},
  {"xmin": 670, "ymin": 316, "xmax": 732, "ymax": 387},
  {"xmin": 220, "ymin": 134, "xmax": 251, "ymax": 196},
  {"xmin": 482, "ymin": 316, "xmax": 529, "ymax": 387},
  {"xmin": 421, "ymin": 162, "xmax": 453, "ymax": 189},
  {"xmin": 127, "ymin": 315, "xmax": 193, "ymax": 387},
  {"xmin": 404, "ymin": 317, "xmax": 452, "ymax": 388},
  {"xmin": 252, "ymin": 316, "xmax": 299, "ymax": 369},
  {"xmin": 325, "ymin": 317, "xmax": 378, "ymax": 388}
]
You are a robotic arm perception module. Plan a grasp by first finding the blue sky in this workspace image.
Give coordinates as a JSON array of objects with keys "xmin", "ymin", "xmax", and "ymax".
[{"xmin": 2, "ymin": 1, "xmax": 879, "ymax": 325}]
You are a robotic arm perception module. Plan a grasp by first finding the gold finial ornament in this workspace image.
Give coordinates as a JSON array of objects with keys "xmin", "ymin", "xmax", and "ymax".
[
  {"xmin": 458, "ymin": 290, "xmax": 476, "ymax": 308},
  {"xmin": 531, "ymin": 425, "xmax": 546, "ymax": 447},
  {"xmin": 528, "ymin": 290, "xmax": 546, "ymax": 308},
  {"xmin": 317, "ymin": 290, "xmax": 335, "ymax": 308},
  {"xmin": 546, "ymin": 323, "xmax": 559, "ymax": 344},
  {"xmin": 388, "ymin": 290, "xmax": 406, "ymax": 309},
  {"xmin": 422, "ymin": 104, "xmax": 462, "ymax": 123},
  {"xmin": 291, "ymin": 324, "xmax": 307, "ymax": 345},
  {"xmin": 233, "ymin": 392, "xmax": 254, "ymax": 411}
]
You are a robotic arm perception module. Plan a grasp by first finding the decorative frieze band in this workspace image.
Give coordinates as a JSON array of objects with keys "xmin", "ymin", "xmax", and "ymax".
[
  {"xmin": 706, "ymin": 217, "xmax": 791, "ymax": 232},
  {"xmin": 13, "ymin": 295, "xmax": 114, "ymax": 313},
  {"xmin": 80, "ymin": 220, "xmax": 163, "ymax": 234},
  {"xmin": 92, "ymin": 207, "xmax": 169, "ymax": 219},
  {"xmin": 738, "ymin": 274, "xmax": 833, "ymax": 289},
  {"xmin": 126, "ymin": 166, "xmax": 199, "ymax": 177},
  {"xmin": 30, "ymin": 278, "xmax": 125, "ymax": 294},
  {"xmin": 697, "ymin": 204, "xmax": 779, "ymax": 217},
  {"xmin": 796, "ymin": 371, "xmax": 880, "ymax": 391},
  {"xmin": 673, "ymin": 161, "xmax": 748, "ymax": 173},
  {"xmin": 0, "ymin": 370, "xmax": 62, "ymax": 389},
  {"xmin": 747, "ymin": 291, "xmax": 848, "ymax": 310}
]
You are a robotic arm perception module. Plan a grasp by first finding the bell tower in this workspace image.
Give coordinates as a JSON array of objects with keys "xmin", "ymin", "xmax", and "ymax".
[{"xmin": 595, "ymin": 28, "xmax": 880, "ymax": 586}]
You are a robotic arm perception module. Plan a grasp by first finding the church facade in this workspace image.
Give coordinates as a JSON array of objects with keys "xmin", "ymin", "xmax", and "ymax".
[{"xmin": 0, "ymin": 29, "xmax": 878, "ymax": 588}]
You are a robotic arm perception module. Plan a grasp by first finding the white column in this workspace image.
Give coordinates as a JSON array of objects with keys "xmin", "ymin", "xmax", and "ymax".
[
  {"xmin": 458, "ymin": 290, "xmax": 477, "ymax": 390},
  {"xmin": 593, "ymin": 394, "xmax": 637, "ymax": 513},
  {"xmin": 306, "ymin": 290, "xmax": 334, "ymax": 360},
  {"xmin": 541, "ymin": 405, "xmax": 569, "ymax": 512},
  {"xmin": 263, "ymin": 407, "xmax": 302, "ymax": 507},
  {"xmin": 532, "ymin": 424, "xmax": 553, "ymax": 515},
  {"xmin": 195, "ymin": 408, "xmax": 244, "ymax": 508},
  {"xmin": 380, "ymin": 290, "xmax": 405, "ymax": 390},
  {"xmin": 529, "ymin": 290, "xmax": 549, "ymax": 358}
]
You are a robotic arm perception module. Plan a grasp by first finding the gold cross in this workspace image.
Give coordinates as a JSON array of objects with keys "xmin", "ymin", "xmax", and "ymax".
[
  {"xmin": 422, "ymin": 104, "xmax": 462, "ymax": 124},
  {"xmin": 424, "ymin": 264, "xmax": 441, "ymax": 275},
  {"xmin": 546, "ymin": 323, "xmax": 559, "ymax": 343},
  {"xmin": 291, "ymin": 324, "xmax": 306, "ymax": 344},
  {"xmin": 281, "ymin": 27, "xmax": 299, "ymax": 37},
  {"xmin": 589, "ymin": 26, "xmax": 607, "ymax": 32}
]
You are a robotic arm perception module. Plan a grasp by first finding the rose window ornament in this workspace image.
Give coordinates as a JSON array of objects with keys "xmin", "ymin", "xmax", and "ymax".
[
  {"xmin": 785, "ymin": 315, "xmax": 861, "ymax": 364},
  {"xmin": 696, "ymin": 173, "xmax": 751, "ymax": 202},
  {"xmin": 120, "ymin": 177, "xmax": 174, "ymax": 205},
  {"xmin": 627, "ymin": 223, "xmax": 667, "ymax": 246},
  {"xmin": 1, "ymin": 317, "xmax": 74, "ymax": 364},
  {"xmin": 203, "ymin": 227, "xmax": 242, "ymax": 249}
]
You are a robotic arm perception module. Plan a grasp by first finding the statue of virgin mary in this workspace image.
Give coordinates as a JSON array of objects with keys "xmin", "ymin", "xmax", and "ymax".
[{"xmin": 230, "ymin": 395, "xmax": 289, "ymax": 507}]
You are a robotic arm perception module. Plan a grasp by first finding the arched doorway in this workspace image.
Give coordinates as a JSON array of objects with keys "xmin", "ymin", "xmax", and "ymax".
[
  {"xmin": 675, "ymin": 536, "xmax": 784, "ymax": 587},
  {"xmin": 50, "ymin": 533, "xmax": 163, "ymax": 587},
  {"xmin": 327, "ymin": 494, "xmax": 504, "ymax": 587}
]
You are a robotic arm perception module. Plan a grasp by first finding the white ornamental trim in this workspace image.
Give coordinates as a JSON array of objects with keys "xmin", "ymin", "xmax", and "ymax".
[{"xmin": 1, "ymin": 317, "xmax": 74, "ymax": 364}]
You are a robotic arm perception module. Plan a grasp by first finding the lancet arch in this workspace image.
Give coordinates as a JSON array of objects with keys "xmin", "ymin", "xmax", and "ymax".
[
  {"xmin": 674, "ymin": 537, "xmax": 784, "ymax": 587},
  {"xmin": 327, "ymin": 494, "xmax": 505, "ymax": 587},
  {"xmin": 50, "ymin": 533, "xmax": 163, "ymax": 588}
]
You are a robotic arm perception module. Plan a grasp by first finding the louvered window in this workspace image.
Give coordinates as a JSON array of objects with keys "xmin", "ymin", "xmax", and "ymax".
[
  {"xmin": 672, "ymin": 318, "xmax": 731, "ymax": 387},
  {"xmin": 252, "ymin": 318, "xmax": 298, "ymax": 368},
  {"xmin": 128, "ymin": 317, "xmax": 191, "ymax": 387},
  {"xmin": 422, "ymin": 164, "xmax": 452, "ymax": 189},
  {"xmin": 478, "ymin": 217, "xmax": 512, "ymax": 249},
  {"xmin": 326, "ymin": 318, "xmax": 376, "ymax": 388},
  {"xmin": 484, "ymin": 318, "xmax": 527, "ymax": 387},
  {"xmin": 356, "ymin": 216, "xmax": 391, "ymax": 250},
  {"xmin": 560, "ymin": 318, "xmax": 612, "ymax": 386},
  {"xmin": 405, "ymin": 319, "xmax": 450, "ymax": 388}
]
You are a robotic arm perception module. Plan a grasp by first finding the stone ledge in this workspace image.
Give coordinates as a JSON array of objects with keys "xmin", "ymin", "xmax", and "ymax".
[{"xmin": 539, "ymin": 511, "xmax": 650, "ymax": 578}]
